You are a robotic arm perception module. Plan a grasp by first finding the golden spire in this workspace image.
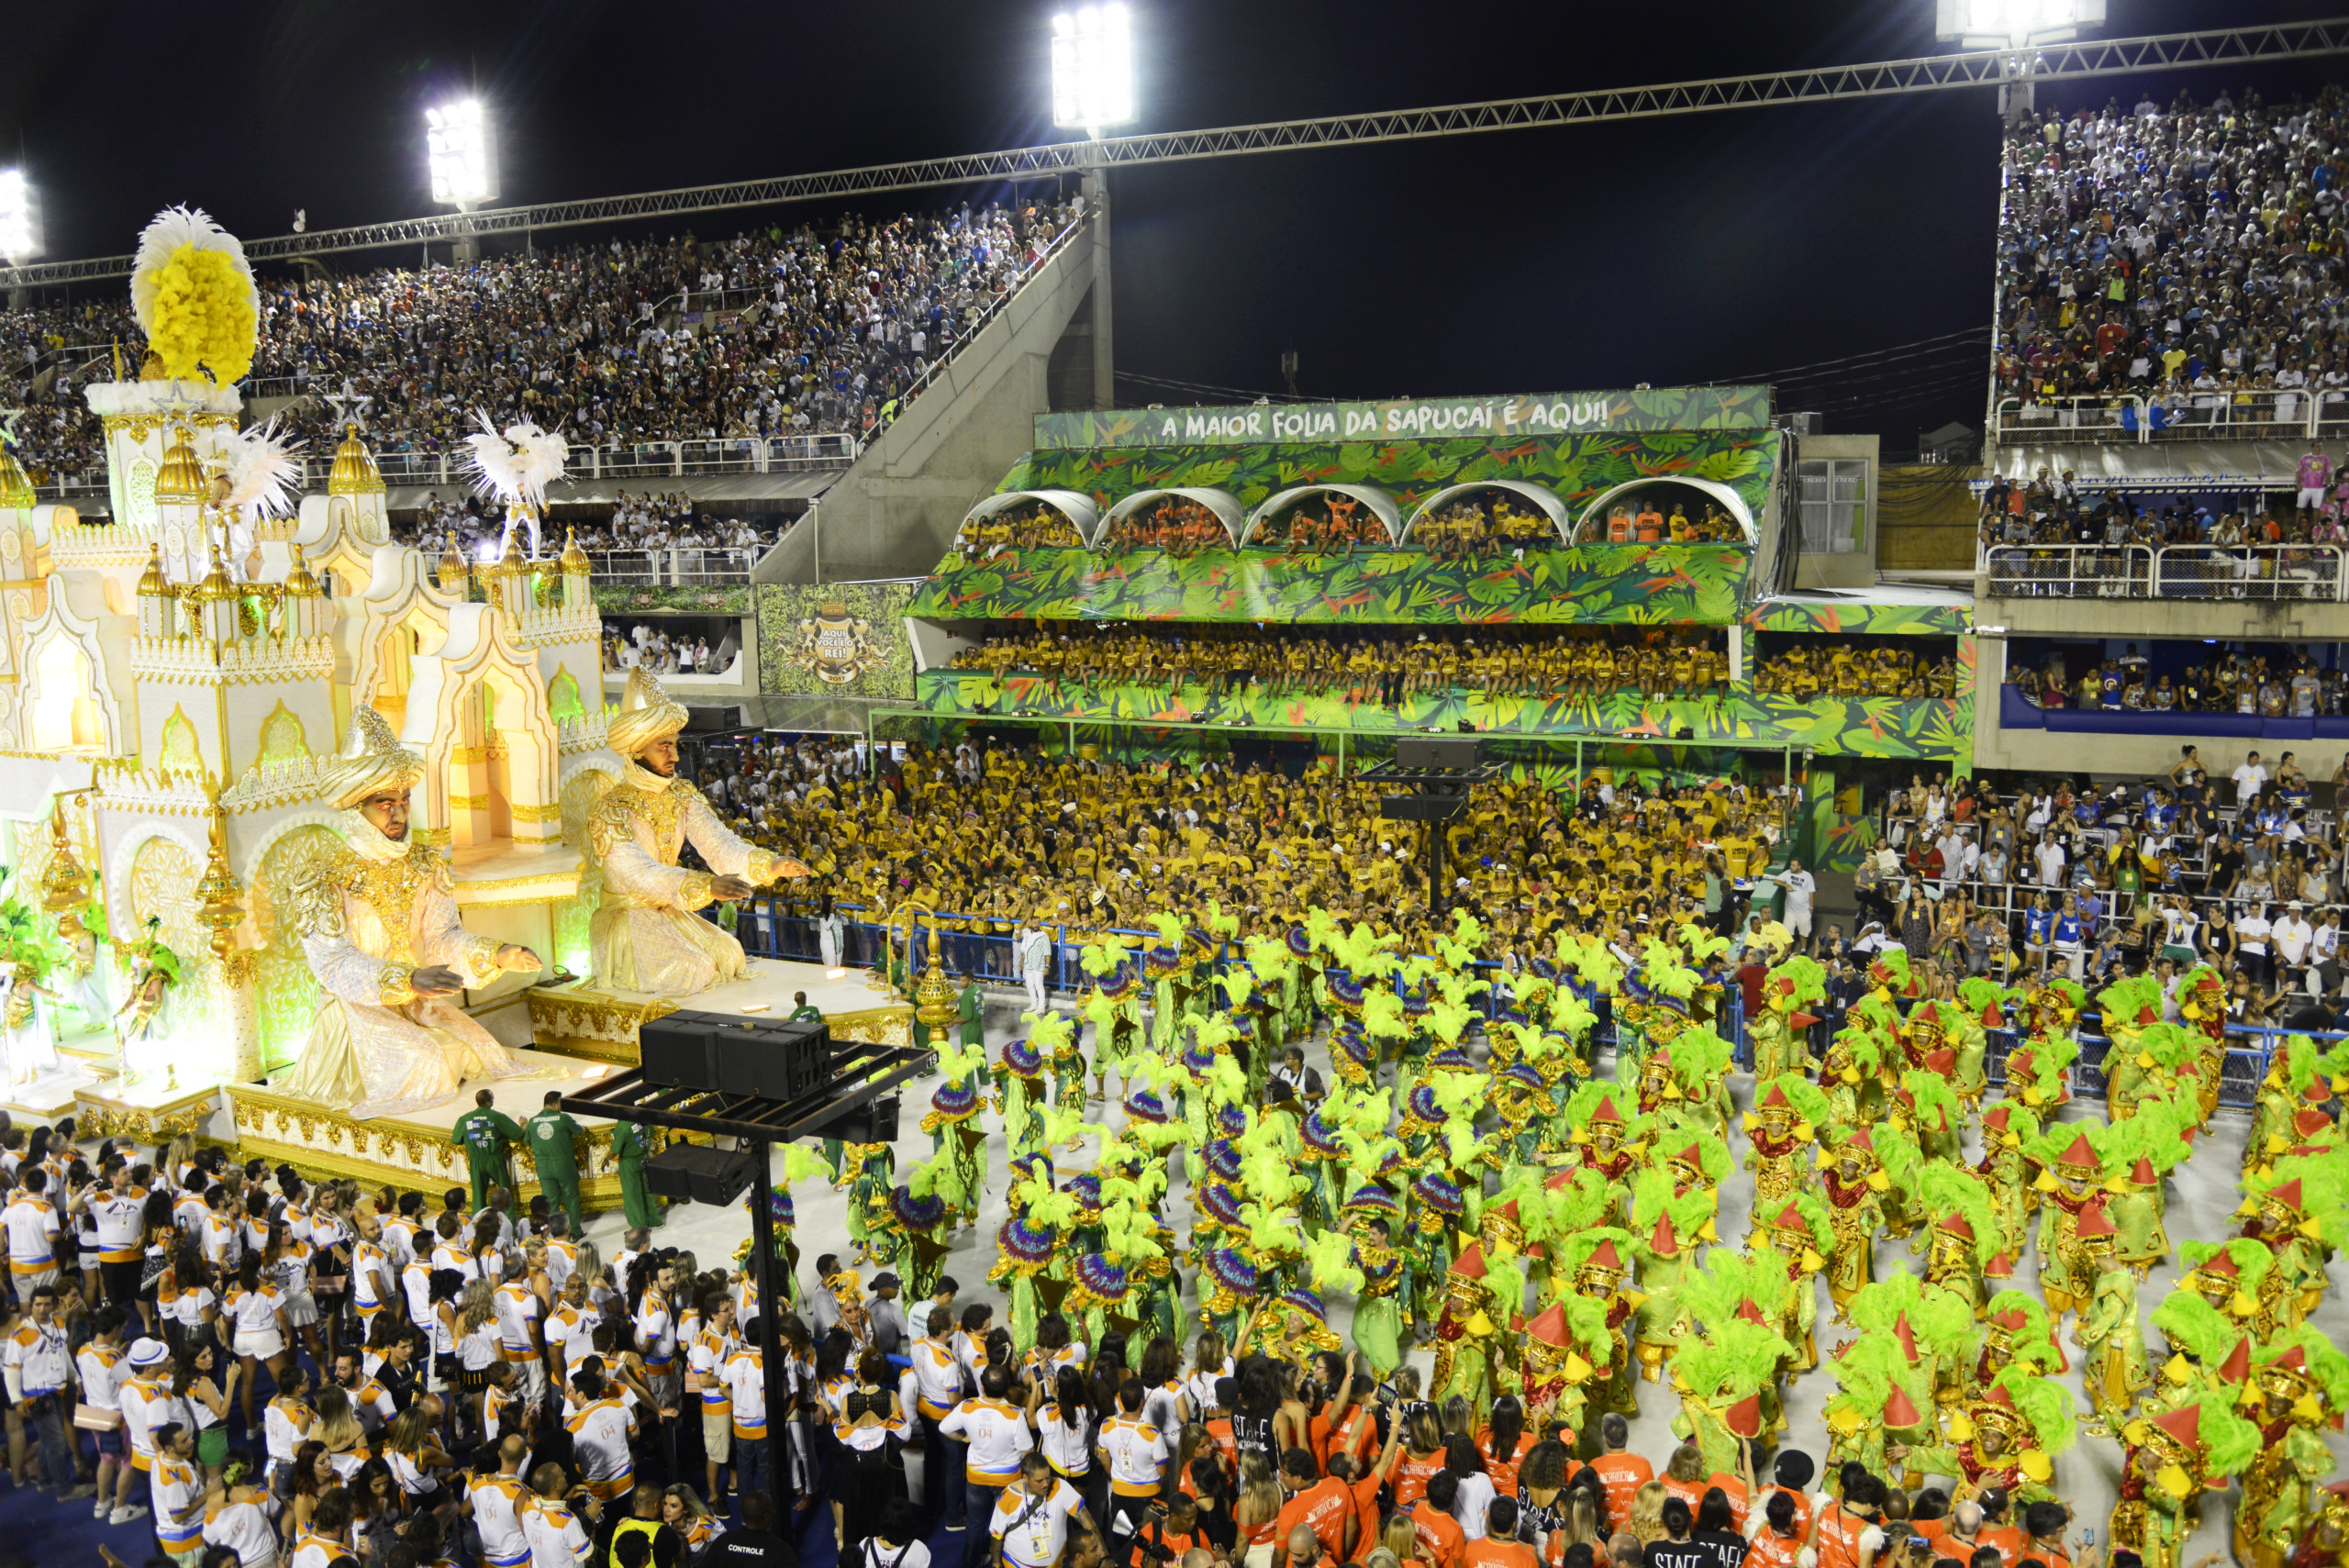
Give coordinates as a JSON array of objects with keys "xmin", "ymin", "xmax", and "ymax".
[
  {"xmin": 153, "ymin": 425, "xmax": 209, "ymax": 505},
  {"xmin": 496, "ymin": 523, "xmax": 528, "ymax": 577},
  {"xmin": 137, "ymin": 544, "xmax": 172, "ymax": 598},
  {"xmin": 283, "ymin": 543, "xmax": 322, "ymax": 598},
  {"xmin": 0, "ymin": 447, "xmax": 33, "ymax": 512},
  {"xmin": 438, "ymin": 529, "xmax": 468, "ymax": 597},
  {"xmin": 559, "ymin": 527, "xmax": 590, "ymax": 574},
  {"xmin": 195, "ymin": 542, "xmax": 238, "ymax": 603},
  {"xmin": 326, "ymin": 424, "xmax": 385, "ymax": 496}
]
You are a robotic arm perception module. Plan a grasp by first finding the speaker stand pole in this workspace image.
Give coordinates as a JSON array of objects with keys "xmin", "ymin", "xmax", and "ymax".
[{"xmin": 750, "ymin": 1138, "xmax": 792, "ymax": 1522}]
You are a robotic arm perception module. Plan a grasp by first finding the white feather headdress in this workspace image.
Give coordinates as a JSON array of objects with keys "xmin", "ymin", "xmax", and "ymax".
[
  {"xmin": 218, "ymin": 417, "xmax": 306, "ymax": 521},
  {"xmin": 129, "ymin": 206, "xmax": 257, "ymax": 342},
  {"xmin": 461, "ymin": 408, "xmax": 568, "ymax": 510}
]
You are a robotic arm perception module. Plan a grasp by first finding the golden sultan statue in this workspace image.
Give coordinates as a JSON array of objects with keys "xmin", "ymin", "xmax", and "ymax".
[
  {"xmin": 587, "ymin": 670, "xmax": 808, "ymax": 995},
  {"xmin": 273, "ymin": 709, "xmax": 545, "ymax": 1118}
]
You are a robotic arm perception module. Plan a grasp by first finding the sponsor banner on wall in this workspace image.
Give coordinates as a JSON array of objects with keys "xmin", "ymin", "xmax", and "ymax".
[
  {"xmin": 1034, "ymin": 386, "xmax": 1773, "ymax": 449},
  {"xmin": 755, "ymin": 582, "xmax": 918, "ymax": 699}
]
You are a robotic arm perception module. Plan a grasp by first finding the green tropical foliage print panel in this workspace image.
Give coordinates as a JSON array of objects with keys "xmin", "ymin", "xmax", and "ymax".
[
  {"xmin": 1742, "ymin": 601, "xmax": 1971, "ymax": 635},
  {"xmin": 990, "ymin": 429, "xmax": 1774, "ymax": 524},
  {"xmin": 594, "ymin": 584, "xmax": 751, "ymax": 617},
  {"xmin": 907, "ymin": 545, "xmax": 1752, "ymax": 625},
  {"xmin": 913, "ymin": 672, "xmax": 1971, "ymax": 761},
  {"xmin": 756, "ymin": 583, "xmax": 918, "ymax": 698}
]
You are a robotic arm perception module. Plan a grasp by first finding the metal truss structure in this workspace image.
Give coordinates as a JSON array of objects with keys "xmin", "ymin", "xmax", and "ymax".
[{"xmin": 7, "ymin": 17, "xmax": 2348, "ymax": 289}]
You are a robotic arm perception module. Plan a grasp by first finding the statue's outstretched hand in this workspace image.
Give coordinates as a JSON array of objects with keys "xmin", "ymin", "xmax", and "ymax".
[
  {"xmin": 711, "ymin": 875, "xmax": 755, "ymax": 902},
  {"xmin": 411, "ymin": 964, "xmax": 466, "ymax": 997},
  {"xmin": 775, "ymin": 859, "xmax": 813, "ymax": 879},
  {"xmin": 497, "ymin": 944, "xmax": 544, "ymax": 973}
]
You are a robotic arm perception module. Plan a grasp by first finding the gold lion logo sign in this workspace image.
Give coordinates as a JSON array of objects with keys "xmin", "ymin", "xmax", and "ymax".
[{"xmin": 794, "ymin": 598, "xmax": 884, "ymax": 685}]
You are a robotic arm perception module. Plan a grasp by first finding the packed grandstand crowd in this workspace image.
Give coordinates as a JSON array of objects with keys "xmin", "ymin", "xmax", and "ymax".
[
  {"xmin": 0, "ymin": 196, "xmax": 1082, "ymax": 488},
  {"xmin": 946, "ymin": 627, "xmax": 1734, "ymax": 702},
  {"xmin": 395, "ymin": 489, "xmax": 785, "ymax": 563},
  {"xmin": 1976, "ymin": 462, "xmax": 2349, "ymax": 553},
  {"xmin": 2007, "ymin": 641, "xmax": 2349, "ymax": 716},
  {"xmin": 1996, "ymin": 84, "xmax": 2349, "ymax": 418},
  {"xmin": 605, "ymin": 621, "xmax": 737, "ymax": 676}
]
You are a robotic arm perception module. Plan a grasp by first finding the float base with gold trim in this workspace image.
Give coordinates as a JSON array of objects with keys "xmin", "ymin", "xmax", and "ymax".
[
  {"xmin": 525, "ymin": 957, "xmax": 914, "ymax": 1065},
  {"xmin": 223, "ymin": 1048, "xmax": 640, "ymax": 1203}
]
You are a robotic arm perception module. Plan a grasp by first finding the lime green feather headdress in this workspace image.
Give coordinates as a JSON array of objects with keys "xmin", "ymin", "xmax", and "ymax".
[
  {"xmin": 1673, "ymin": 1318, "xmax": 1791, "ymax": 1399},
  {"xmin": 1848, "ymin": 1265, "xmax": 1975, "ymax": 1363},
  {"xmin": 1916, "ymin": 1160, "xmax": 2001, "ymax": 1264}
]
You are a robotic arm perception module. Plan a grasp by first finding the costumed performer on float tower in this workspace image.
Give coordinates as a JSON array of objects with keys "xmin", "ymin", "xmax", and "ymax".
[
  {"xmin": 274, "ymin": 709, "xmax": 546, "ymax": 1118},
  {"xmin": 590, "ymin": 668, "xmax": 810, "ymax": 995}
]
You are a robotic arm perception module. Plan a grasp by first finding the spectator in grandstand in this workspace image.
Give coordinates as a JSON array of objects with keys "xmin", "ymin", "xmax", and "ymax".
[
  {"xmin": 1997, "ymin": 85, "xmax": 2349, "ymax": 439},
  {"xmin": 2, "ymin": 198, "xmax": 1078, "ymax": 495}
]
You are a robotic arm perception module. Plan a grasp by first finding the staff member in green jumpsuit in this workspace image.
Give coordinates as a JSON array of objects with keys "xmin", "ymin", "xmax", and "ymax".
[
  {"xmin": 451, "ymin": 1088, "xmax": 524, "ymax": 1217},
  {"xmin": 611, "ymin": 1119, "xmax": 664, "ymax": 1229},
  {"xmin": 787, "ymin": 992, "xmax": 823, "ymax": 1023},
  {"xmin": 523, "ymin": 1090, "xmax": 586, "ymax": 1238},
  {"xmin": 956, "ymin": 973, "xmax": 985, "ymax": 1092}
]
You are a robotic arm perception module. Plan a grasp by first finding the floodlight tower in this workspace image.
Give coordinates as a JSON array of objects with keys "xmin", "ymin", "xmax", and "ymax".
[
  {"xmin": 1937, "ymin": 0, "xmax": 2107, "ymax": 123},
  {"xmin": 0, "ymin": 171, "xmax": 36, "ymax": 307},
  {"xmin": 1051, "ymin": 5, "xmax": 1135, "ymax": 409},
  {"xmin": 425, "ymin": 99, "xmax": 499, "ymax": 263}
]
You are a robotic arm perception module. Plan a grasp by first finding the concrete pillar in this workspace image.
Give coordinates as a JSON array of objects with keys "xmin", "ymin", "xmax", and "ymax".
[{"xmin": 1083, "ymin": 167, "xmax": 1114, "ymax": 410}]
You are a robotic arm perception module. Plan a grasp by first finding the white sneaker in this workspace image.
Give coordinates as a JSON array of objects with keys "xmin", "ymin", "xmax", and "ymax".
[
  {"xmin": 92, "ymin": 1497, "xmax": 107, "ymax": 1518},
  {"xmin": 109, "ymin": 1504, "xmax": 149, "ymax": 1524}
]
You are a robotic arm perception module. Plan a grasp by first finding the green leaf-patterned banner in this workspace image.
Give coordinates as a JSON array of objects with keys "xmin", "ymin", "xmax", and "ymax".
[
  {"xmin": 911, "ymin": 671, "xmax": 1974, "ymax": 762},
  {"xmin": 1742, "ymin": 600, "xmax": 1972, "ymax": 635},
  {"xmin": 593, "ymin": 584, "xmax": 751, "ymax": 617},
  {"xmin": 907, "ymin": 544, "xmax": 1752, "ymax": 625},
  {"xmin": 991, "ymin": 429, "xmax": 1775, "ymax": 521},
  {"xmin": 1034, "ymin": 386, "xmax": 1774, "ymax": 449}
]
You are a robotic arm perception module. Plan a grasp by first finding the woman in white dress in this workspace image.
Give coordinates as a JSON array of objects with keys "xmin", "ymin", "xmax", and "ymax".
[{"xmin": 0, "ymin": 962, "xmax": 61, "ymax": 1090}]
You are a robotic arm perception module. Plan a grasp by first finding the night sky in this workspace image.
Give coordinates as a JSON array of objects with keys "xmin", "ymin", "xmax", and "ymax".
[{"xmin": 8, "ymin": 0, "xmax": 2349, "ymax": 445}]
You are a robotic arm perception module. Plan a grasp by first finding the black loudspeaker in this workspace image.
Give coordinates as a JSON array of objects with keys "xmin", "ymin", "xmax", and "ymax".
[
  {"xmin": 809, "ymin": 1095, "xmax": 901, "ymax": 1146},
  {"xmin": 684, "ymin": 705, "xmax": 740, "ymax": 732},
  {"xmin": 1396, "ymin": 736, "xmax": 1486, "ymax": 772},
  {"xmin": 715, "ymin": 1018, "xmax": 830, "ymax": 1100},
  {"xmin": 639, "ymin": 1013, "xmax": 724, "ymax": 1090},
  {"xmin": 643, "ymin": 1141, "xmax": 757, "ymax": 1205}
]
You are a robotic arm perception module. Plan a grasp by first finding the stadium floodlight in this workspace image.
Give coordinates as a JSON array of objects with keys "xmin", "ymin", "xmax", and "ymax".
[
  {"xmin": 425, "ymin": 99, "xmax": 498, "ymax": 207},
  {"xmin": 1937, "ymin": 0, "xmax": 2104, "ymax": 49},
  {"xmin": 1051, "ymin": 6, "xmax": 1135, "ymax": 136},
  {"xmin": 0, "ymin": 171, "xmax": 37, "ymax": 262}
]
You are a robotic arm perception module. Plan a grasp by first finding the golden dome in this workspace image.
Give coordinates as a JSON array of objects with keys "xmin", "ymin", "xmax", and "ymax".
[
  {"xmin": 559, "ymin": 528, "xmax": 590, "ymax": 573},
  {"xmin": 153, "ymin": 426, "xmax": 209, "ymax": 506},
  {"xmin": 0, "ymin": 449, "xmax": 33, "ymax": 512},
  {"xmin": 496, "ymin": 524, "xmax": 528, "ymax": 576},
  {"xmin": 283, "ymin": 543, "xmax": 322, "ymax": 598},
  {"xmin": 326, "ymin": 425, "xmax": 385, "ymax": 497},
  {"xmin": 195, "ymin": 544, "xmax": 239, "ymax": 604},
  {"xmin": 137, "ymin": 545, "xmax": 172, "ymax": 598},
  {"xmin": 439, "ymin": 529, "xmax": 465, "ymax": 577}
]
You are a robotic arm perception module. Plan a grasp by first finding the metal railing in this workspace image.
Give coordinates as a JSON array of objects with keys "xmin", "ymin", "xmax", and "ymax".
[
  {"xmin": 1991, "ymin": 395, "xmax": 2143, "ymax": 443},
  {"xmin": 1992, "ymin": 390, "xmax": 2349, "ymax": 444},
  {"xmin": 301, "ymin": 432, "xmax": 858, "ymax": 491},
  {"xmin": 573, "ymin": 547, "xmax": 764, "ymax": 585},
  {"xmin": 1980, "ymin": 541, "xmax": 2347, "ymax": 599},
  {"xmin": 1981, "ymin": 541, "xmax": 2153, "ymax": 595}
]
